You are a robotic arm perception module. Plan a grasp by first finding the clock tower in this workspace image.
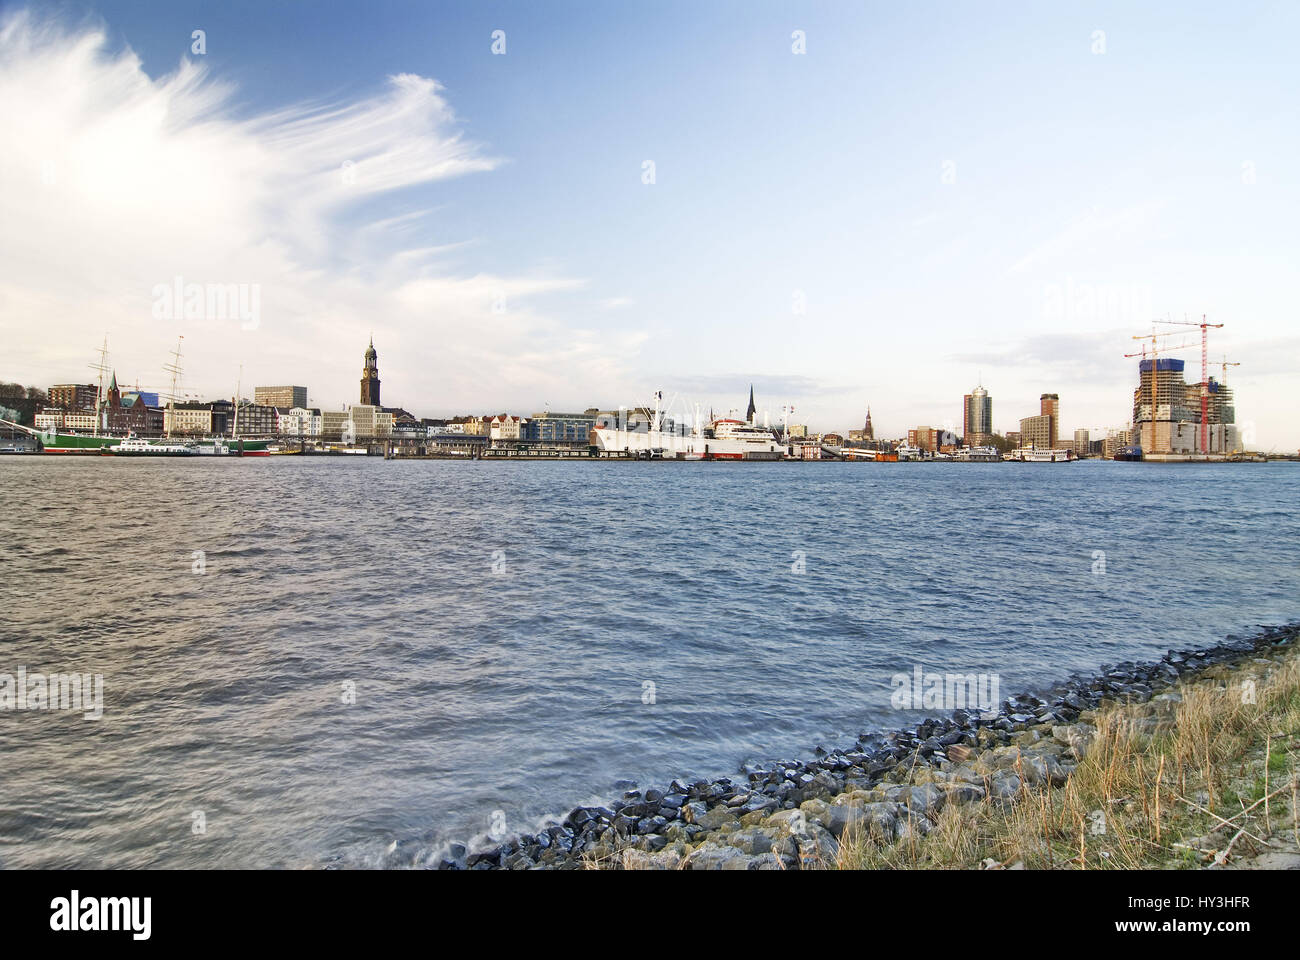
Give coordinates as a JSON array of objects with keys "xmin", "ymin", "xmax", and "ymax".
[{"xmin": 360, "ymin": 336, "xmax": 381, "ymax": 407}]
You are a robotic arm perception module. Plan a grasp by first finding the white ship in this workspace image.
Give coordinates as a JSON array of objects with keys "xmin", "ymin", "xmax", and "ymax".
[
  {"xmin": 1008, "ymin": 446, "xmax": 1076, "ymax": 462},
  {"xmin": 954, "ymin": 445, "xmax": 1002, "ymax": 462},
  {"xmin": 592, "ymin": 393, "xmax": 784, "ymax": 460}
]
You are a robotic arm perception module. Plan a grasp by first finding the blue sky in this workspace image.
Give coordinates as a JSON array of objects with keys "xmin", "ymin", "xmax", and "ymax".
[{"xmin": 4, "ymin": 1, "xmax": 1298, "ymax": 446}]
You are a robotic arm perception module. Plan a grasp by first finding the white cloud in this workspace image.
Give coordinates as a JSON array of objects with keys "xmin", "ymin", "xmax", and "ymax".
[{"xmin": 0, "ymin": 9, "xmax": 637, "ymax": 413}]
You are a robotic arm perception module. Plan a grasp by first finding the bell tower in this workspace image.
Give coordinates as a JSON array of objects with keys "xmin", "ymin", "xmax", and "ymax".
[{"xmin": 360, "ymin": 336, "xmax": 380, "ymax": 407}]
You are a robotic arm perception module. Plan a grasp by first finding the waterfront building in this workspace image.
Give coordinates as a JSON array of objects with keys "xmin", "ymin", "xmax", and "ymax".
[
  {"xmin": 788, "ymin": 424, "xmax": 809, "ymax": 439},
  {"xmin": 1019, "ymin": 414, "xmax": 1053, "ymax": 450},
  {"xmin": 1040, "ymin": 393, "xmax": 1060, "ymax": 448},
  {"xmin": 165, "ymin": 402, "xmax": 215, "ymax": 436},
  {"xmin": 489, "ymin": 415, "xmax": 525, "ymax": 440},
  {"xmin": 963, "ymin": 385, "xmax": 992, "ymax": 445},
  {"xmin": 97, "ymin": 372, "xmax": 163, "ymax": 435},
  {"xmin": 1130, "ymin": 358, "xmax": 1238, "ymax": 454},
  {"xmin": 523, "ymin": 411, "xmax": 594, "ymax": 443},
  {"xmin": 278, "ymin": 407, "xmax": 322, "ymax": 436},
  {"xmin": 255, "ymin": 385, "xmax": 307, "ymax": 409},
  {"xmin": 234, "ymin": 402, "xmax": 280, "ymax": 436},
  {"xmin": 908, "ymin": 426, "xmax": 938, "ymax": 453},
  {"xmin": 320, "ymin": 410, "xmax": 350, "ymax": 439},
  {"xmin": 48, "ymin": 383, "xmax": 98, "ymax": 411},
  {"xmin": 1005, "ymin": 431, "xmax": 1021, "ymax": 447},
  {"xmin": 348, "ymin": 404, "xmax": 393, "ymax": 439},
  {"xmin": 360, "ymin": 337, "xmax": 381, "ymax": 407},
  {"xmin": 35, "ymin": 407, "xmax": 98, "ymax": 433},
  {"xmin": 1074, "ymin": 428, "xmax": 1090, "ymax": 457}
]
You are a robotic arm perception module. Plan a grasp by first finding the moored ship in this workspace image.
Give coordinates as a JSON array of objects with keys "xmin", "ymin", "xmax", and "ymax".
[
  {"xmin": 1007, "ymin": 446, "xmax": 1076, "ymax": 462},
  {"xmin": 592, "ymin": 394, "xmax": 784, "ymax": 460}
]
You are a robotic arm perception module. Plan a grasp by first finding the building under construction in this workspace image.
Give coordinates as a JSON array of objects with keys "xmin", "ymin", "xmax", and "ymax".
[{"xmin": 1130, "ymin": 358, "xmax": 1238, "ymax": 455}]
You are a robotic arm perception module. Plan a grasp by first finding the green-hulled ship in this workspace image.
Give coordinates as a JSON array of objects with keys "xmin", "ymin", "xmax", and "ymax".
[{"xmin": 0, "ymin": 421, "xmax": 270, "ymax": 456}]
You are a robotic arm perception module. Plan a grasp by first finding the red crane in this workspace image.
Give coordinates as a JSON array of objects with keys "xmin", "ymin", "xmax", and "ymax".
[{"xmin": 1155, "ymin": 315, "xmax": 1224, "ymax": 453}]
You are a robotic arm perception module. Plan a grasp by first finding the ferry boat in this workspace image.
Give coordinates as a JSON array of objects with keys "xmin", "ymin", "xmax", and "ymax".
[
  {"xmin": 103, "ymin": 436, "xmax": 199, "ymax": 457},
  {"xmin": 592, "ymin": 394, "xmax": 783, "ymax": 460},
  {"xmin": 1008, "ymin": 446, "xmax": 1076, "ymax": 462},
  {"xmin": 954, "ymin": 445, "xmax": 1002, "ymax": 462}
]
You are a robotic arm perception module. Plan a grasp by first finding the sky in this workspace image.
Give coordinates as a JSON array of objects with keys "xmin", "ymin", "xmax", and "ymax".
[{"xmin": 2, "ymin": 1, "xmax": 1298, "ymax": 447}]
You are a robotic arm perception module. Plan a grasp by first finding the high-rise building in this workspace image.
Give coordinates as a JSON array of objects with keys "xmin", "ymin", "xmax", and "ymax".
[
  {"xmin": 963, "ymin": 385, "xmax": 992, "ymax": 445},
  {"xmin": 255, "ymin": 385, "xmax": 307, "ymax": 409},
  {"xmin": 1039, "ymin": 393, "xmax": 1060, "ymax": 448},
  {"xmin": 360, "ymin": 337, "xmax": 381, "ymax": 407}
]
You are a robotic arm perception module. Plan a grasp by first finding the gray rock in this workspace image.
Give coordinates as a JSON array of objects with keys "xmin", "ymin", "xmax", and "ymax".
[{"xmin": 687, "ymin": 843, "xmax": 754, "ymax": 870}]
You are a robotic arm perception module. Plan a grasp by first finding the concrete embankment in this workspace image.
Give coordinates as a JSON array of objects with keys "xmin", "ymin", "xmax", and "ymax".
[{"xmin": 439, "ymin": 623, "xmax": 1299, "ymax": 870}]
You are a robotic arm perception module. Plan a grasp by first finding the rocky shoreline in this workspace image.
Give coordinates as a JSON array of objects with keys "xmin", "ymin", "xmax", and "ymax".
[{"xmin": 436, "ymin": 623, "xmax": 1299, "ymax": 870}]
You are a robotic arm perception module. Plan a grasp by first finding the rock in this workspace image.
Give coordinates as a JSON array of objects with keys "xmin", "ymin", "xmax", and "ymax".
[
  {"xmin": 1052, "ymin": 723, "xmax": 1096, "ymax": 760},
  {"xmin": 681, "ymin": 801, "xmax": 707, "ymax": 825},
  {"xmin": 700, "ymin": 805, "xmax": 741, "ymax": 831},
  {"xmin": 725, "ymin": 828, "xmax": 775, "ymax": 856},
  {"xmin": 990, "ymin": 771, "xmax": 1022, "ymax": 802},
  {"xmin": 687, "ymin": 843, "xmax": 754, "ymax": 870},
  {"xmin": 942, "ymin": 781, "xmax": 986, "ymax": 804},
  {"xmin": 904, "ymin": 784, "xmax": 946, "ymax": 818}
]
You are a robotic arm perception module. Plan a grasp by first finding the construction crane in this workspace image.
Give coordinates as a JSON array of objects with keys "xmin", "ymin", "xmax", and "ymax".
[
  {"xmin": 1155, "ymin": 314, "xmax": 1224, "ymax": 454},
  {"xmin": 1218, "ymin": 356, "xmax": 1241, "ymax": 386},
  {"xmin": 1125, "ymin": 329, "xmax": 1194, "ymax": 454}
]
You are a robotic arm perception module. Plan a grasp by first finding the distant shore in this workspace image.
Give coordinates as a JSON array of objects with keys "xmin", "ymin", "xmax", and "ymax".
[{"xmin": 434, "ymin": 623, "xmax": 1299, "ymax": 870}]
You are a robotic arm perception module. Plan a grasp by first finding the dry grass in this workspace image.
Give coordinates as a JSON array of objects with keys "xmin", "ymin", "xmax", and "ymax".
[{"xmin": 834, "ymin": 649, "xmax": 1300, "ymax": 870}]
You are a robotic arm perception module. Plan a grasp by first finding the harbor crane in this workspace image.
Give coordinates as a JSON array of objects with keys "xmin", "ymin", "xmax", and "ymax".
[{"xmin": 1155, "ymin": 314, "xmax": 1224, "ymax": 454}]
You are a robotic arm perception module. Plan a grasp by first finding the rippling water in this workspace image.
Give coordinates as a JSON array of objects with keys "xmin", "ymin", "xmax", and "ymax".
[{"xmin": 1, "ymin": 457, "xmax": 1297, "ymax": 868}]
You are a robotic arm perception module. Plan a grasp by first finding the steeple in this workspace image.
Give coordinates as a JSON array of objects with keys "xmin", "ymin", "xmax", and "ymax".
[
  {"xmin": 360, "ymin": 337, "xmax": 381, "ymax": 407},
  {"xmin": 864, "ymin": 406, "xmax": 874, "ymax": 441},
  {"xmin": 745, "ymin": 384, "xmax": 756, "ymax": 424}
]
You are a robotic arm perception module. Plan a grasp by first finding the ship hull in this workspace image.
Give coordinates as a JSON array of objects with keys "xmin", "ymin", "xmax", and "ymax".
[{"xmin": 38, "ymin": 432, "xmax": 271, "ymax": 456}]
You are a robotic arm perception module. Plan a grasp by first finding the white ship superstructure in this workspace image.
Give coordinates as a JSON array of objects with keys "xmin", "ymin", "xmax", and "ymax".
[{"xmin": 592, "ymin": 392, "xmax": 783, "ymax": 460}]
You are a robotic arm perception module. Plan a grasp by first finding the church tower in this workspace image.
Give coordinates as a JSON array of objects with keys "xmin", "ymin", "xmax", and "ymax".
[
  {"xmin": 360, "ymin": 336, "xmax": 381, "ymax": 407},
  {"xmin": 864, "ymin": 406, "xmax": 874, "ymax": 441},
  {"xmin": 745, "ymin": 384, "xmax": 756, "ymax": 424}
]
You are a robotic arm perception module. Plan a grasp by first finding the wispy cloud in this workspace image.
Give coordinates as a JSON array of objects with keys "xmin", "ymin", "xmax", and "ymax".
[{"xmin": 0, "ymin": 9, "xmax": 636, "ymax": 411}]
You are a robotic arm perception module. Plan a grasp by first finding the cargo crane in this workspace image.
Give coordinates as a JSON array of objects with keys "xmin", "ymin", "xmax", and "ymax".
[
  {"xmin": 1125, "ymin": 330, "xmax": 1194, "ymax": 454},
  {"xmin": 1155, "ymin": 315, "xmax": 1224, "ymax": 454}
]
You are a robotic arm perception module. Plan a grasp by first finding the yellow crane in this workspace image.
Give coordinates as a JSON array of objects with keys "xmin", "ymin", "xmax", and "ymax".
[{"xmin": 1125, "ymin": 329, "xmax": 1194, "ymax": 455}]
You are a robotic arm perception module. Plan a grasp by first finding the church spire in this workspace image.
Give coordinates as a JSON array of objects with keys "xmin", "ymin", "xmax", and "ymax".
[{"xmin": 746, "ymin": 384, "xmax": 756, "ymax": 424}]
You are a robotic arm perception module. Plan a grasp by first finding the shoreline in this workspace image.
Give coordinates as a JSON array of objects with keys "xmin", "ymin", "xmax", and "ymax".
[{"xmin": 437, "ymin": 622, "xmax": 1299, "ymax": 870}]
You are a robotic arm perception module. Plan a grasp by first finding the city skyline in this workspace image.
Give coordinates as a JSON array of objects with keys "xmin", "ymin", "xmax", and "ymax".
[{"xmin": 2, "ymin": 3, "xmax": 1298, "ymax": 446}]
